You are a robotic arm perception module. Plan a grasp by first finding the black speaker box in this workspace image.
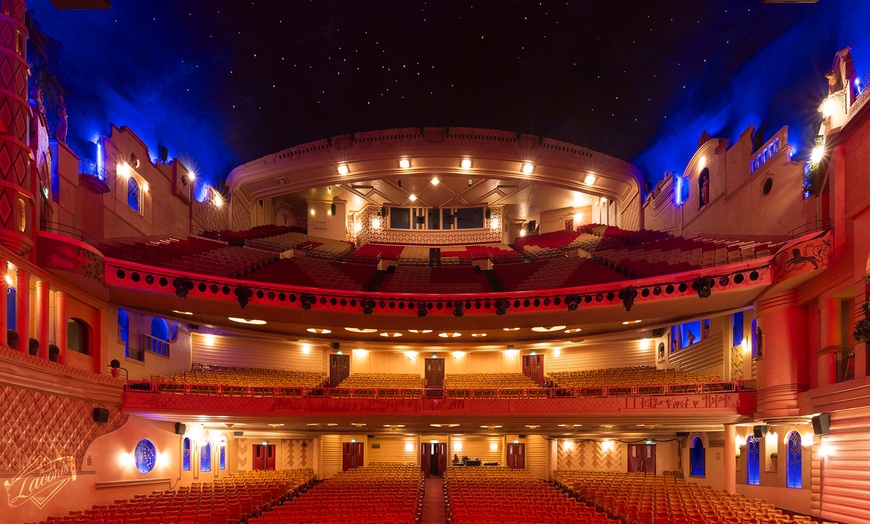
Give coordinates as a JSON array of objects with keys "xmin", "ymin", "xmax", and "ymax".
[
  {"xmin": 93, "ymin": 407, "xmax": 110, "ymax": 424},
  {"xmin": 485, "ymin": 209, "xmax": 492, "ymax": 219},
  {"xmin": 753, "ymin": 425, "xmax": 767, "ymax": 438},
  {"xmin": 233, "ymin": 431, "xmax": 244, "ymax": 437},
  {"xmin": 528, "ymin": 220, "xmax": 537, "ymax": 232},
  {"xmin": 380, "ymin": 206, "xmax": 387, "ymax": 216},
  {"xmin": 675, "ymin": 432, "xmax": 689, "ymax": 437},
  {"xmin": 812, "ymin": 413, "xmax": 831, "ymax": 435},
  {"xmin": 331, "ymin": 203, "xmax": 336, "ymax": 215},
  {"xmin": 175, "ymin": 422, "xmax": 186, "ymax": 435},
  {"xmin": 332, "ymin": 342, "xmax": 340, "ymax": 350}
]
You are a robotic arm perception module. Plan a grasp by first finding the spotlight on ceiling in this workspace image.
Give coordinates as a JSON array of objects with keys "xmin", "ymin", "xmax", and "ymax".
[
  {"xmin": 494, "ymin": 298, "xmax": 508, "ymax": 316},
  {"xmin": 584, "ymin": 174, "xmax": 597, "ymax": 185},
  {"xmin": 453, "ymin": 301, "xmax": 464, "ymax": 317},
  {"xmin": 337, "ymin": 163, "xmax": 350, "ymax": 175},
  {"xmin": 565, "ymin": 294, "xmax": 580, "ymax": 311},
  {"xmin": 234, "ymin": 285, "xmax": 254, "ymax": 309},
  {"xmin": 719, "ymin": 276, "xmax": 730, "ymax": 287},
  {"xmin": 300, "ymin": 293, "xmax": 317, "ymax": 310},
  {"xmin": 417, "ymin": 301, "xmax": 428, "ymax": 318},
  {"xmin": 749, "ymin": 270, "xmax": 760, "ymax": 281},
  {"xmin": 362, "ymin": 298, "xmax": 376, "ymax": 315},
  {"xmin": 399, "ymin": 158, "xmax": 411, "ymax": 169},
  {"xmin": 618, "ymin": 286, "xmax": 638, "ymax": 312},
  {"xmin": 521, "ymin": 162, "xmax": 534, "ymax": 175},
  {"xmin": 692, "ymin": 277, "xmax": 715, "ymax": 299},
  {"xmin": 733, "ymin": 273, "xmax": 745, "ymax": 284},
  {"xmin": 173, "ymin": 277, "xmax": 194, "ymax": 298}
]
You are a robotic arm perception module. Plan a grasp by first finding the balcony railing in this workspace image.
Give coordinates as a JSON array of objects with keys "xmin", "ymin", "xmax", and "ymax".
[
  {"xmin": 125, "ymin": 379, "xmax": 754, "ymax": 399},
  {"xmin": 835, "ymin": 347, "xmax": 855, "ymax": 383},
  {"xmin": 78, "ymin": 158, "xmax": 111, "ymax": 182}
]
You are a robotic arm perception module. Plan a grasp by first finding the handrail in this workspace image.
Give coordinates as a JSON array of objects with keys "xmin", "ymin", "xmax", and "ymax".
[
  {"xmin": 772, "ymin": 218, "xmax": 832, "ymax": 248},
  {"xmin": 126, "ymin": 380, "xmax": 754, "ymax": 399},
  {"xmin": 40, "ymin": 219, "xmax": 105, "ymax": 251}
]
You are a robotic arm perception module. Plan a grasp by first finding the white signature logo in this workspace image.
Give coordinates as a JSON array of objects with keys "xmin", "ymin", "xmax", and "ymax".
[{"xmin": 4, "ymin": 454, "xmax": 77, "ymax": 508}]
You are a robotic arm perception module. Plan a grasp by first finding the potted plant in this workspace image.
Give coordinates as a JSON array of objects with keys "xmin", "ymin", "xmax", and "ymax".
[
  {"xmin": 770, "ymin": 452, "xmax": 778, "ymax": 471},
  {"xmin": 28, "ymin": 338, "xmax": 39, "ymax": 356},
  {"xmin": 854, "ymin": 296, "xmax": 870, "ymax": 345},
  {"xmin": 6, "ymin": 329, "xmax": 18, "ymax": 349}
]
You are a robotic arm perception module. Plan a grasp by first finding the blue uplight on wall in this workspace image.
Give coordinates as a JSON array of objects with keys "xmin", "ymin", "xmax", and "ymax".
[
  {"xmin": 134, "ymin": 439, "xmax": 157, "ymax": 474},
  {"xmin": 747, "ymin": 435, "xmax": 760, "ymax": 486},
  {"xmin": 786, "ymin": 431, "xmax": 802, "ymax": 489},
  {"xmin": 200, "ymin": 442, "xmax": 211, "ymax": 472}
]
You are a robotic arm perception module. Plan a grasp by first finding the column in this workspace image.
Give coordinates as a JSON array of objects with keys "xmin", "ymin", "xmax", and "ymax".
[
  {"xmin": 55, "ymin": 290, "xmax": 67, "ymax": 364},
  {"xmin": 755, "ymin": 291, "xmax": 809, "ymax": 420},
  {"xmin": 35, "ymin": 280, "xmax": 49, "ymax": 358},
  {"xmin": 724, "ymin": 424, "xmax": 736, "ymax": 494},
  {"xmin": 0, "ymin": 0, "xmax": 34, "ymax": 255},
  {"xmin": 816, "ymin": 298, "xmax": 841, "ymax": 387},
  {"xmin": 14, "ymin": 267, "xmax": 28, "ymax": 352}
]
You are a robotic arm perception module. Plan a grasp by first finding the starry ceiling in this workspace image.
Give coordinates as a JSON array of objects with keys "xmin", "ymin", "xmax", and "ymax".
[{"xmin": 31, "ymin": 0, "xmax": 870, "ymax": 193}]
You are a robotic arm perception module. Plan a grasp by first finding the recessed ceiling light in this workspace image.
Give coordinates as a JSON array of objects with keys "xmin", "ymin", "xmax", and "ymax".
[
  {"xmin": 306, "ymin": 328, "xmax": 332, "ymax": 334},
  {"xmin": 521, "ymin": 162, "xmax": 534, "ymax": 174},
  {"xmin": 399, "ymin": 158, "xmax": 411, "ymax": 169},
  {"xmin": 409, "ymin": 194, "xmax": 417, "ymax": 202},
  {"xmin": 228, "ymin": 317, "xmax": 267, "ymax": 325},
  {"xmin": 470, "ymin": 333, "xmax": 487, "ymax": 337},
  {"xmin": 337, "ymin": 164, "xmax": 349, "ymax": 175},
  {"xmin": 564, "ymin": 328, "xmax": 582, "ymax": 333},
  {"xmin": 430, "ymin": 423, "xmax": 461, "ymax": 428},
  {"xmin": 383, "ymin": 424, "xmax": 406, "ymax": 428},
  {"xmin": 407, "ymin": 329, "xmax": 433, "ymax": 333},
  {"xmin": 172, "ymin": 310, "xmax": 193, "ymax": 315},
  {"xmin": 622, "ymin": 320, "xmax": 642, "ymax": 325},
  {"xmin": 431, "ymin": 177, "xmax": 440, "ymax": 186},
  {"xmin": 345, "ymin": 327, "xmax": 378, "ymax": 333},
  {"xmin": 480, "ymin": 425, "xmax": 502, "ymax": 429},
  {"xmin": 503, "ymin": 327, "xmax": 521, "ymax": 331},
  {"xmin": 438, "ymin": 332, "xmax": 461, "ymax": 338},
  {"xmin": 584, "ymin": 174, "xmax": 597, "ymax": 185},
  {"xmin": 268, "ymin": 423, "xmax": 285, "ymax": 428},
  {"xmin": 461, "ymin": 158, "xmax": 472, "ymax": 169},
  {"xmin": 531, "ymin": 325, "xmax": 567, "ymax": 333},
  {"xmin": 525, "ymin": 425, "xmax": 540, "ymax": 429},
  {"xmin": 380, "ymin": 332, "xmax": 403, "ymax": 337},
  {"xmin": 558, "ymin": 424, "xmax": 582, "ymax": 428},
  {"xmin": 351, "ymin": 423, "xmax": 366, "ymax": 427}
]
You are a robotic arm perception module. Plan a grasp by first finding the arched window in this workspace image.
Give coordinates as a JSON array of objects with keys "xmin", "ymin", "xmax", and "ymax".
[
  {"xmin": 747, "ymin": 435, "xmax": 760, "ymax": 485},
  {"xmin": 200, "ymin": 442, "xmax": 211, "ymax": 472},
  {"xmin": 118, "ymin": 310, "xmax": 130, "ymax": 357},
  {"xmin": 67, "ymin": 318, "xmax": 90, "ymax": 355},
  {"xmin": 127, "ymin": 177, "xmax": 140, "ymax": 213},
  {"xmin": 182, "ymin": 437, "xmax": 191, "ymax": 471},
  {"xmin": 219, "ymin": 439, "xmax": 227, "ymax": 471},
  {"xmin": 150, "ymin": 317, "xmax": 169, "ymax": 340},
  {"xmin": 690, "ymin": 436, "xmax": 705, "ymax": 477},
  {"xmin": 786, "ymin": 431, "xmax": 802, "ymax": 488}
]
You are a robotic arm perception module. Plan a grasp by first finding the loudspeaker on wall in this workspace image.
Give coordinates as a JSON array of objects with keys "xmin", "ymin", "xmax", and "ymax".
[
  {"xmin": 175, "ymin": 422, "xmax": 186, "ymax": 435},
  {"xmin": 812, "ymin": 413, "xmax": 831, "ymax": 435},
  {"xmin": 753, "ymin": 425, "xmax": 767, "ymax": 438},
  {"xmin": 93, "ymin": 407, "xmax": 110, "ymax": 424}
]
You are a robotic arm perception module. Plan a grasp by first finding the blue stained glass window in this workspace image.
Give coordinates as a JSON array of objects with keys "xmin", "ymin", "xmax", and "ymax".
[
  {"xmin": 182, "ymin": 437, "xmax": 190, "ymax": 471},
  {"xmin": 747, "ymin": 435, "xmax": 760, "ymax": 485},
  {"xmin": 786, "ymin": 432, "xmax": 802, "ymax": 488},
  {"xmin": 134, "ymin": 439, "xmax": 156, "ymax": 474},
  {"xmin": 200, "ymin": 442, "xmax": 211, "ymax": 472},
  {"xmin": 220, "ymin": 440, "xmax": 226, "ymax": 470},
  {"xmin": 732, "ymin": 312, "xmax": 744, "ymax": 347},
  {"xmin": 127, "ymin": 177, "xmax": 140, "ymax": 213},
  {"xmin": 690, "ymin": 436, "xmax": 705, "ymax": 477}
]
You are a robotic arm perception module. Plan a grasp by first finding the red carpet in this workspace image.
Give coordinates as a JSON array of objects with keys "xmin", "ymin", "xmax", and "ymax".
[{"xmin": 421, "ymin": 476, "xmax": 447, "ymax": 524}]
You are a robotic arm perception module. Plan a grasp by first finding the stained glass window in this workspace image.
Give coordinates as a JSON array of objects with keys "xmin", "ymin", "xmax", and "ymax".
[
  {"xmin": 786, "ymin": 431, "xmax": 802, "ymax": 488},
  {"xmin": 182, "ymin": 437, "xmax": 190, "ymax": 471},
  {"xmin": 220, "ymin": 439, "xmax": 226, "ymax": 470},
  {"xmin": 127, "ymin": 177, "xmax": 140, "ymax": 213},
  {"xmin": 747, "ymin": 435, "xmax": 760, "ymax": 485},
  {"xmin": 134, "ymin": 439, "xmax": 156, "ymax": 474},
  {"xmin": 690, "ymin": 436, "xmax": 705, "ymax": 477},
  {"xmin": 200, "ymin": 442, "xmax": 211, "ymax": 472}
]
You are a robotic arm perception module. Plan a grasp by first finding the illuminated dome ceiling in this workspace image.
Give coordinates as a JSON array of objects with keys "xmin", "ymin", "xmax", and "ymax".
[{"xmin": 226, "ymin": 127, "xmax": 645, "ymax": 226}]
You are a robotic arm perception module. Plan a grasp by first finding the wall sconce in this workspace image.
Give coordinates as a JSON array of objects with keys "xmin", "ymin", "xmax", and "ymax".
[{"xmin": 489, "ymin": 443, "xmax": 498, "ymax": 451}]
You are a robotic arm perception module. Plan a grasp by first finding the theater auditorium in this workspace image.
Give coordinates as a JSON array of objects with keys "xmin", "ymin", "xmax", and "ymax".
[{"xmin": 3, "ymin": 2, "xmax": 870, "ymax": 524}]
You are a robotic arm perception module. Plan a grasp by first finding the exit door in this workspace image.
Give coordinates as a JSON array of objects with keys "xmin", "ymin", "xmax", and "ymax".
[
  {"xmin": 628, "ymin": 444, "xmax": 656, "ymax": 473},
  {"xmin": 522, "ymin": 354, "xmax": 544, "ymax": 384},
  {"xmin": 425, "ymin": 358, "xmax": 445, "ymax": 388},
  {"xmin": 252, "ymin": 444, "xmax": 276, "ymax": 470},
  {"xmin": 507, "ymin": 443, "xmax": 525, "ymax": 469},
  {"xmin": 330, "ymin": 353, "xmax": 350, "ymax": 387},
  {"xmin": 421, "ymin": 442, "xmax": 447, "ymax": 476},
  {"xmin": 342, "ymin": 442, "xmax": 364, "ymax": 471}
]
